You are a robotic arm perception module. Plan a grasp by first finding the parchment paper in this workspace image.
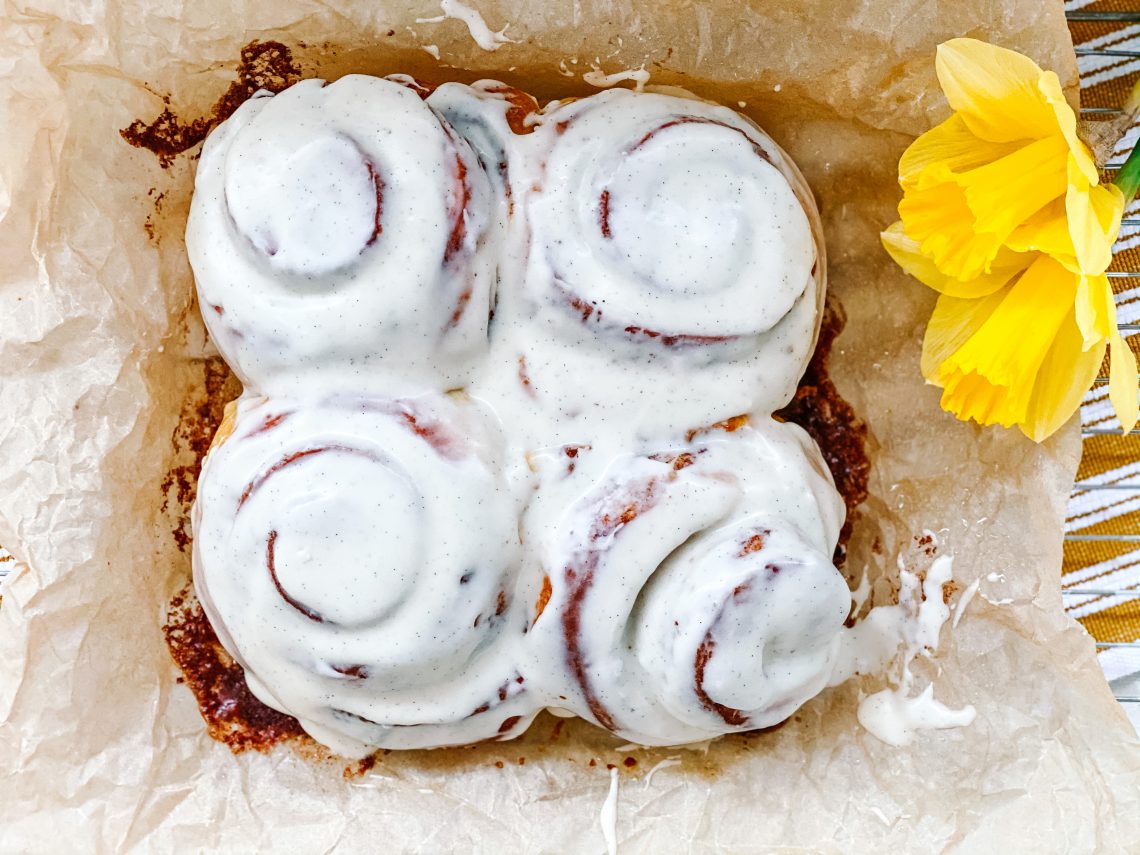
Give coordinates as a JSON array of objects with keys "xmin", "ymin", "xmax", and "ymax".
[{"xmin": 1, "ymin": 1, "xmax": 1139, "ymax": 852}]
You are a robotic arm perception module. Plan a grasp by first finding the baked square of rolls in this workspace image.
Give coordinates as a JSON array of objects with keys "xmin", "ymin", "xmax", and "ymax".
[{"xmin": 188, "ymin": 75, "xmax": 856, "ymax": 756}]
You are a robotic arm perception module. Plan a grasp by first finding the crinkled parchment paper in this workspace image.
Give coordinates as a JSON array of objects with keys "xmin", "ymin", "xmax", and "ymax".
[{"xmin": 1, "ymin": 1, "xmax": 1139, "ymax": 851}]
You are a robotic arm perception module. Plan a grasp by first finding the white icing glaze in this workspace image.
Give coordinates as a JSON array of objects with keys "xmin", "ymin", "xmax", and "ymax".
[
  {"xmin": 857, "ymin": 682, "xmax": 977, "ymax": 748},
  {"xmin": 583, "ymin": 66, "xmax": 650, "ymax": 91},
  {"xmin": 518, "ymin": 422, "xmax": 847, "ymax": 745},
  {"xmin": 430, "ymin": 84, "xmax": 825, "ymax": 447},
  {"xmin": 186, "ymin": 75, "xmax": 497, "ymax": 397},
  {"xmin": 600, "ymin": 767, "xmax": 619, "ymax": 855},
  {"xmin": 190, "ymin": 78, "xmax": 859, "ymax": 755},
  {"xmin": 952, "ymin": 576, "xmax": 980, "ymax": 629},
  {"xmin": 192, "ymin": 394, "xmax": 533, "ymax": 755},
  {"xmin": 829, "ymin": 555, "xmax": 977, "ymax": 747},
  {"xmin": 430, "ymin": 0, "xmax": 515, "ymax": 52},
  {"xmin": 642, "ymin": 757, "xmax": 682, "ymax": 788}
]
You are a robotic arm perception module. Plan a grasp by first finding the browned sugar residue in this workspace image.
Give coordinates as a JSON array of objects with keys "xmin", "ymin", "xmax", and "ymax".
[
  {"xmin": 121, "ymin": 41, "xmax": 303, "ymax": 167},
  {"xmin": 160, "ymin": 356, "xmax": 239, "ymax": 551},
  {"xmin": 566, "ymin": 290, "xmax": 597, "ymax": 323},
  {"xmin": 518, "ymin": 355, "xmax": 535, "ymax": 396},
  {"xmin": 401, "ymin": 409, "xmax": 462, "ymax": 459},
  {"xmin": 364, "ymin": 162, "xmax": 385, "ymax": 245},
  {"xmin": 686, "ymin": 413, "xmax": 750, "ymax": 444},
  {"xmin": 343, "ymin": 753, "xmax": 379, "ymax": 780},
  {"xmin": 239, "ymin": 446, "xmax": 333, "ymax": 509},
  {"xmin": 648, "ymin": 449, "xmax": 701, "ymax": 471},
  {"xmin": 630, "ymin": 117, "xmax": 772, "ymax": 167},
  {"xmin": 561, "ymin": 477, "xmax": 667, "ymax": 732},
  {"xmin": 942, "ymin": 580, "xmax": 959, "ymax": 604},
  {"xmin": 499, "ymin": 717, "xmax": 523, "ymax": 736},
  {"xmin": 251, "ymin": 411, "xmax": 290, "ymax": 436},
  {"xmin": 481, "ymin": 84, "xmax": 539, "ymax": 135},
  {"xmin": 562, "ymin": 443, "xmax": 591, "ymax": 474},
  {"xmin": 623, "ymin": 756, "xmax": 637, "ymax": 768},
  {"xmin": 692, "ymin": 581, "xmax": 756, "ymax": 728},
  {"xmin": 776, "ymin": 298, "xmax": 870, "ymax": 565},
  {"xmin": 164, "ymin": 588, "xmax": 306, "ymax": 752},
  {"xmin": 267, "ymin": 529, "xmax": 325, "ymax": 623},
  {"xmin": 622, "ymin": 325, "xmax": 733, "ymax": 349},
  {"xmin": 331, "ymin": 663, "xmax": 370, "ymax": 679},
  {"xmin": 143, "ymin": 189, "xmax": 166, "ymax": 242},
  {"xmin": 738, "ymin": 530, "xmax": 769, "ymax": 557},
  {"xmin": 534, "ymin": 575, "xmax": 553, "ymax": 623},
  {"xmin": 444, "ymin": 154, "xmax": 472, "ymax": 263}
]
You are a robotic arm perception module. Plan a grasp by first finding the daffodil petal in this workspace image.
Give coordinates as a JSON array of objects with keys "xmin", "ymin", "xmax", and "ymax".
[
  {"xmin": 1075, "ymin": 273, "xmax": 1113, "ymax": 350},
  {"xmin": 1066, "ymin": 168, "xmax": 1124, "ymax": 275},
  {"xmin": 936, "ymin": 255, "xmax": 1079, "ymax": 425},
  {"xmin": 1099, "ymin": 247, "xmax": 1138, "ymax": 435},
  {"xmin": 1019, "ymin": 307, "xmax": 1105, "ymax": 441},
  {"xmin": 961, "ymin": 135, "xmax": 1069, "ymax": 235},
  {"xmin": 1005, "ymin": 197, "xmax": 1078, "ymax": 269},
  {"xmin": 899, "ymin": 113, "xmax": 1021, "ymax": 187},
  {"xmin": 938, "ymin": 366, "xmax": 1018, "ymax": 426},
  {"xmin": 921, "ymin": 287, "xmax": 1010, "ymax": 381},
  {"xmin": 1039, "ymin": 69, "xmax": 1098, "ymax": 184},
  {"xmin": 881, "ymin": 221, "xmax": 1024, "ymax": 297},
  {"xmin": 1109, "ymin": 312, "xmax": 1139, "ymax": 433},
  {"xmin": 935, "ymin": 38, "xmax": 1058, "ymax": 143},
  {"xmin": 898, "ymin": 165, "xmax": 1009, "ymax": 280}
]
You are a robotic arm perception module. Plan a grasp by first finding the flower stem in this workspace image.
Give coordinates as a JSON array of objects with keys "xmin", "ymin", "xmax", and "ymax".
[{"xmin": 1114, "ymin": 133, "xmax": 1140, "ymax": 205}]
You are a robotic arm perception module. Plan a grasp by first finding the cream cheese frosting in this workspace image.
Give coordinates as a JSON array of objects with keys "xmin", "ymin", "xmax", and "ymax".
[
  {"xmin": 187, "ymin": 74, "xmax": 852, "ymax": 756},
  {"xmin": 186, "ymin": 75, "xmax": 497, "ymax": 397}
]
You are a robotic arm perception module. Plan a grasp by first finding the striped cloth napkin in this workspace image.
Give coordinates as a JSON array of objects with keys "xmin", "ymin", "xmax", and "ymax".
[{"xmin": 1066, "ymin": 0, "xmax": 1140, "ymax": 732}]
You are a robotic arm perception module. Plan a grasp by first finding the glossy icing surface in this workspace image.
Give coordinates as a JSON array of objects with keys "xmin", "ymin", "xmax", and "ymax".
[{"xmin": 188, "ymin": 75, "xmax": 852, "ymax": 756}]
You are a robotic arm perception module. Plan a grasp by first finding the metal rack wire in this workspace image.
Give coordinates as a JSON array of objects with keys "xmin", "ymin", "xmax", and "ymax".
[{"xmin": 1066, "ymin": 4, "xmax": 1140, "ymax": 716}]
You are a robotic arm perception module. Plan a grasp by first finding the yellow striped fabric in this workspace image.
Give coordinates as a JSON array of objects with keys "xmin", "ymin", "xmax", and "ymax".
[{"xmin": 1066, "ymin": 0, "xmax": 1140, "ymax": 714}]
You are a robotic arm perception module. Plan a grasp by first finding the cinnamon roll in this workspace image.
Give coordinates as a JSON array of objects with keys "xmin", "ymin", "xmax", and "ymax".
[
  {"xmin": 192, "ymin": 395, "xmax": 533, "ymax": 755},
  {"xmin": 185, "ymin": 75, "xmax": 497, "ymax": 397},
  {"xmin": 520, "ymin": 421, "xmax": 848, "ymax": 745},
  {"xmin": 470, "ymin": 87, "xmax": 826, "ymax": 445}
]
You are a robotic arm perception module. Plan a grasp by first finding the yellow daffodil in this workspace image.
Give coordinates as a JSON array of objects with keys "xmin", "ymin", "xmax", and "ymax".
[{"xmin": 881, "ymin": 37, "xmax": 1140, "ymax": 442}]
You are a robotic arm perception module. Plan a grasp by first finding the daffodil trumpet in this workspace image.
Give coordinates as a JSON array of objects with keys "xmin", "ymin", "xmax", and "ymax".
[{"xmin": 882, "ymin": 37, "xmax": 1140, "ymax": 442}]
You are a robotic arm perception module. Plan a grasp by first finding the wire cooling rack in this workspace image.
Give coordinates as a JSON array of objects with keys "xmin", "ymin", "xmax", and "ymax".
[{"xmin": 1064, "ymin": 3, "xmax": 1140, "ymax": 723}]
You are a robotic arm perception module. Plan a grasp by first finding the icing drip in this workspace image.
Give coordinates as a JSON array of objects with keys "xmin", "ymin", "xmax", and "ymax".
[
  {"xmin": 830, "ymin": 555, "xmax": 977, "ymax": 747},
  {"xmin": 600, "ymin": 767, "xmax": 619, "ymax": 855}
]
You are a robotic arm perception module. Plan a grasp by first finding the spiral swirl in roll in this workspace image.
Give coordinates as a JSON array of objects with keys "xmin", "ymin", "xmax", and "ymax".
[
  {"xmin": 520, "ymin": 421, "xmax": 848, "ymax": 745},
  {"xmin": 461, "ymin": 87, "xmax": 827, "ymax": 444},
  {"xmin": 529, "ymin": 92, "xmax": 818, "ymax": 342},
  {"xmin": 192, "ymin": 395, "xmax": 532, "ymax": 755},
  {"xmin": 427, "ymin": 80, "xmax": 540, "ymax": 208},
  {"xmin": 185, "ymin": 75, "xmax": 497, "ymax": 397}
]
